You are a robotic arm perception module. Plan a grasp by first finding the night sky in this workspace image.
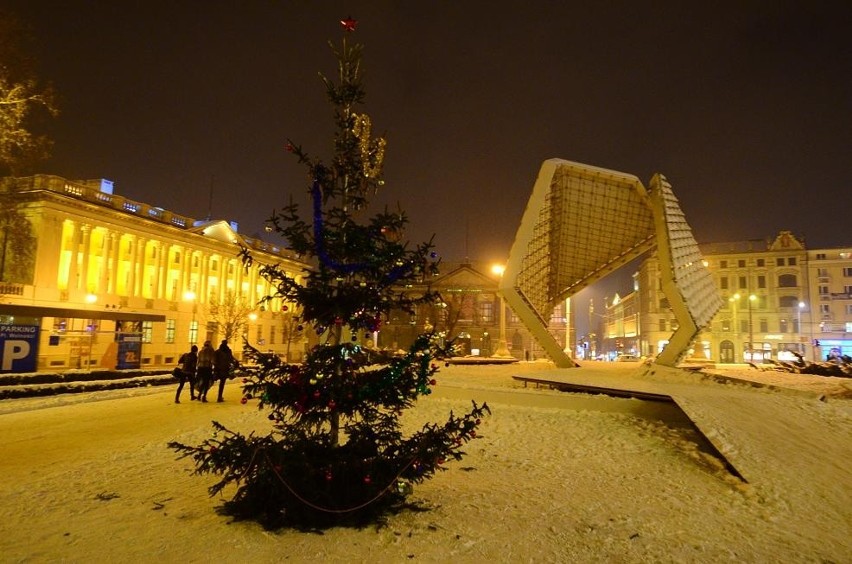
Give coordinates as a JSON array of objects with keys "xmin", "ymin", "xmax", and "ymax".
[{"xmin": 7, "ymin": 1, "xmax": 852, "ymax": 265}]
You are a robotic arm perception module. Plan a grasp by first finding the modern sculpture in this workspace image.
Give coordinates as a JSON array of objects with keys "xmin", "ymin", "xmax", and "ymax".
[{"xmin": 500, "ymin": 159, "xmax": 722, "ymax": 368}]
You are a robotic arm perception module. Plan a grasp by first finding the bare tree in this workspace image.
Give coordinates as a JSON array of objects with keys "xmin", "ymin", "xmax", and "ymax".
[
  {"xmin": 0, "ymin": 10, "xmax": 58, "ymax": 174},
  {"xmin": 206, "ymin": 291, "xmax": 254, "ymax": 344}
]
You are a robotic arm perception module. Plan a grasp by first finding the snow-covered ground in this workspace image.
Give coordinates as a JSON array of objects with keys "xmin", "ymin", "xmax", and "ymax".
[{"xmin": 1, "ymin": 361, "xmax": 849, "ymax": 562}]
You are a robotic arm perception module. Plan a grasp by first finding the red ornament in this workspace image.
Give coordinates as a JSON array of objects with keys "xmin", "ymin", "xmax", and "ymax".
[
  {"xmin": 430, "ymin": 379, "xmax": 437, "ymax": 386},
  {"xmin": 325, "ymin": 470, "xmax": 333, "ymax": 481},
  {"xmin": 285, "ymin": 142, "xmax": 295, "ymax": 152},
  {"xmin": 340, "ymin": 16, "xmax": 358, "ymax": 32},
  {"xmin": 282, "ymin": 305, "xmax": 289, "ymax": 312},
  {"xmin": 363, "ymin": 475, "xmax": 372, "ymax": 484},
  {"xmin": 240, "ymin": 397, "xmax": 248, "ymax": 405}
]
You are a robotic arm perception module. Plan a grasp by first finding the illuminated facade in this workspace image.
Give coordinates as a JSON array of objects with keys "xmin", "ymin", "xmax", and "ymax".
[
  {"xmin": 603, "ymin": 231, "xmax": 852, "ymax": 363},
  {"xmin": 0, "ymin": 175, "xmax": 307, "ymax": 372},
  {"xmin": 379, "ymin": 261, "xmax": 567, "ymax": 361}
]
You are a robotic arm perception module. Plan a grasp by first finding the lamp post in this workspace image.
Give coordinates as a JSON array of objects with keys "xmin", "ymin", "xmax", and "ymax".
[
  {"xmin": 797, "ymin": 301, "xmax": 806, "ymax": 360},
  {"xmin": 747, "ymin": 294, "xmax": 756, "ymax": 362},
  {"xmin": 729, "ymin": 293, "xmax": 740, "ymax": 362},
  {"xmin": 491, "ymin": 264, "xmax": 511, "ymax": 358},
  {"xmin": 183, "ymin": 290, "xmax": 197, "ymax": 344}
]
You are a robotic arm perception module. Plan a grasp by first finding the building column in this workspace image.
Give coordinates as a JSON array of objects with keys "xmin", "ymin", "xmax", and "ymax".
[{"xmin": 79, "ymin": 224, "xmax": 92, "ymax": 292}]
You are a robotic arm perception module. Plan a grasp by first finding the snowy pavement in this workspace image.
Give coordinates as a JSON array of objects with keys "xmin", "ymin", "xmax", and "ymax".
[{"xmin": 0, "ymin": 361, "xmax": 849, "ymax": 562}]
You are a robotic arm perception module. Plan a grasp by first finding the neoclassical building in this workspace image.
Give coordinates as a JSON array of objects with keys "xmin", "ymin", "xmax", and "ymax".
[{"xmin": 0, "ymin": 175, "xmax": 307, "ymax": 373}]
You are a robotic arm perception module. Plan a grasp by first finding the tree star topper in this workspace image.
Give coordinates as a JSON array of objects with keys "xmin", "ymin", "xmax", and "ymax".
[{"xmin": 340, "ymin": 16, "xmax": 358, "ymax": 32}]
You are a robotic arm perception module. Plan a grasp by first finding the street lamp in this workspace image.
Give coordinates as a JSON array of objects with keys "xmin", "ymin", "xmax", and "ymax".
[
  {"xmin": 797, "ymin": 301, "xmax": 806, "ymax": 360},
  {"xmin": 729, "ymin": 293, "xmax": 740, "ymax": 362},
  {"xmin": 183, "ymin": 290, "xmax": 197, "ymax": 344},
  {"xmin": 747, "ymin": 294, "xmax": 756, "ymax": 362},
  {"xmin": 491, "ymin": 264, "xmax": 511, "ymax": 358}
]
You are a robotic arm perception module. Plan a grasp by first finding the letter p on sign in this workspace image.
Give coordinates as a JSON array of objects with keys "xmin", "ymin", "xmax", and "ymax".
[{"xmin": 2, "ymin": 340, "xmax": 31, "ymax": 371}]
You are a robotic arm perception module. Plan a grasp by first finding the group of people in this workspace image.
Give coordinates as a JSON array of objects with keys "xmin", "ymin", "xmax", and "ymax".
[{"xmin": 174, "ymin": 339, "xmax": 236, "ymax": 403}]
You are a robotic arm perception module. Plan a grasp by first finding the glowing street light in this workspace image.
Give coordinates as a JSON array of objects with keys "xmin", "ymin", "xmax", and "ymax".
[
  {"xmin": 491, "ymin": 264, "xmax": 512, "ymax": 358},
  {"xmin": 798, "ymin": 301, "xmax": 806, "ymax": 359},
  {"xmin": 747, "ymin": 294, "xmax": 756, "ymax": 362}
]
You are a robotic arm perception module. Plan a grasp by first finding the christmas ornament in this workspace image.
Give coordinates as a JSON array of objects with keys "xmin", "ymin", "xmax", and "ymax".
[{"xmin": 340, "ymin": 16, "xmax": 357, "ymax": 31}]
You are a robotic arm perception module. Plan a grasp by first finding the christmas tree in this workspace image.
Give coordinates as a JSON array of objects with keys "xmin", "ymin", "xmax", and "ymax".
[{"xmin": 169, "ymin": 18, "xmax": 489, "ymax": 530}]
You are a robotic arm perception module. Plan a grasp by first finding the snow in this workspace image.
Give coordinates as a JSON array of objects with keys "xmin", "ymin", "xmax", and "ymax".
[{"xmin": 1, "ymin": 361, "xmax": 850, "ymax": 562}]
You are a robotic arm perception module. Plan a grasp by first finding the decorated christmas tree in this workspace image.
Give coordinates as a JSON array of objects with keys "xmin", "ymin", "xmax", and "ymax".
[{"xmin": 169, "ymin": 18, "xmax": 489, "ymax": 530}]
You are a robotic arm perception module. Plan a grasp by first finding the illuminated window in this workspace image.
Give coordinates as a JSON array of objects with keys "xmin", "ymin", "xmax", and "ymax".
[
  {"xmin": 165, "ymin": 319, "xmax": 175, "ymax": 343},
  {"xmin": 479, "ymin": 301, "xmax": 494, "ymax": 324},
  {"xmin": 270, "ymin": 326, "xmax": 276, "ymax": 345},
  {"xmin": 779, "ymin": 319, "xmax": 789, "ymax": 333},
  {"xmin": 142, "ymin": 321, "xmax": 153, "ymax": 343}
]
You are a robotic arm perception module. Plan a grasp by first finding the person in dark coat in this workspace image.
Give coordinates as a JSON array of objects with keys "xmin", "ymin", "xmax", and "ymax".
[
  {"xmin": 213, "ymin": 339, "xmax": 236, "ymax": 402},
  {"xmin": 175, "ymin": 344, "xmax": 198, "ymax": 403},
  {"xmin": 196, "ymin": 340, "xmax": 216, "ymax": 402}
]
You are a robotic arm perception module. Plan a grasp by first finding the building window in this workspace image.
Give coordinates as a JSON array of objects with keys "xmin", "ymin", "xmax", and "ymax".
[
  {"xmin": 141, "ymin": 321, "xmax": 153, "ymax": 343},
  {"xmin": 756, "ymin": 259, "xmax": 765, "ymax": 267},
  {"xmin": 659, "ymin": 319, "xmax": 667, "ymax": 332},
  {"xmin": 844, "ymin": 267, "xmax": 852, "ymax": 277},
  {"xmin": 270, "ymin": 325, "xmax": 276, "ymax": 345},
  {"xmin": 820, "ymin": 304, "xmax": 830, "ymax": 314},
  {"xmin": 740, "ymin": 319, "xmax": 748, "ymax": 333},
  {"xmin": 776, "ymin": 258, "xmax": 785, "ymax": 266},
  {"xmin": 479, "ymin": 301, "xmax": 494, "ymax": 324},
  {"xmin": 719, "ymin": 277, "xmax": 728, "ymax": 290},
  {"xmin": 779, "ymin": 296, "xmax": 799, "ymax": 308},
  {"xmin": 778, "ymin": 274, "xmax": 797, "ymax": 288},
  {"xmin": 845, "ymin": 285, "xmax": 852, "ymax": 295},
  {"xmin": 738, "ymin": 259, "xmax": 746, "ymax": 268},
  {"xmin": 738, "ymin": 276, "xmax": 747, "ymax": 289},
  {"xmin": 819, "ymin": 286, "xmax": 829, "ymax": 295},
  {"xmin": 53, "ymin": 318, "xmax": 68, "ymax": 332},
  {"xmin": 719, "ymin": 260, "xmax": 728, "ymax": 269},
  {"xmin": 779, "ymin": 319, "xmax": 789, "ymax": 333},
  {"xmin": 816, "ymin": 253, "xmax": 826, "ymax": 260},
  {"xmin": 165, "ymin": 319, "xmax": 175, "ymax": 343},
  {"xmin": 788, "ymin": 257, "xmax": 796, "ymax": 266},
  {"xmin": 189, "ymin": 320, "xmax": 198, "ymax": 345},
  {"xmin": 759, "ymin": 319, "xmax": 768, "ymax": 332},
  {"xmin": 757, "ymin": 275, "xmax": 766, "ymax": 289},
  {"xmin": 846, "ymin": 304, "xmax": 852, "ymax": 315}
]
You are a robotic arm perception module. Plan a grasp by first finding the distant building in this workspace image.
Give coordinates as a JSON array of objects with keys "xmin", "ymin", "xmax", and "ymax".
[
  {"xmin": 603, "ymin": 231, "xmax": 851, "ymax": 363},
  {"xmin": 0, "ymin": 175, "xmax": 308, "ymax": 373},
  {"xmin": 380, "ymin": 261, "xmax": 567, "ymax": 361}
]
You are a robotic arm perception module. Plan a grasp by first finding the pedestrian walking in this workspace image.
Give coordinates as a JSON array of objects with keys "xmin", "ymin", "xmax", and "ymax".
[
  {"xmin": 175, "ymin": 344, "xmax": 198, "ymax": 403},
  {"xmin": 213, "ymin": 339, "xmax": 236, "ymax": 402},
  {"xmin": 196, "ymin": 340, "xmax": 216, "ymax": 402}
]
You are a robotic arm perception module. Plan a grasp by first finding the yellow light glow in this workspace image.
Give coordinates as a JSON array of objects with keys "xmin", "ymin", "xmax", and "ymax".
[
  {"xmin": 85, "ymin": 293, "xmax": 97, "ymax": 304},
  {"xmin": 491, "ymin": 264, "xmax": 505, "ymax": 276}
]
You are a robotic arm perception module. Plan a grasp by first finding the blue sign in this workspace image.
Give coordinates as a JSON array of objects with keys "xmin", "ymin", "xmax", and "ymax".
[
  {"xmin": 116, "ymin": 332, "xmax": 143, "ymax": 369},
  {"xmin": 0, "ymin": 322, "xmax": 40, "ymax": 373}
]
